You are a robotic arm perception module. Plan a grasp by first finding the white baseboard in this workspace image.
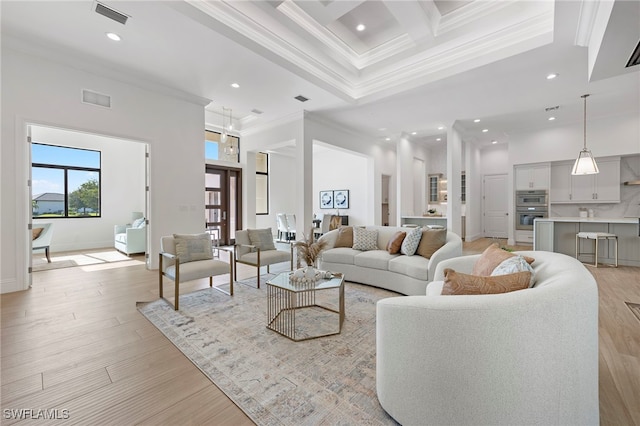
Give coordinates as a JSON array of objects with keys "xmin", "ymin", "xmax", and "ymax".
[
  {"xmin": 464, "ymin": 233, "xmax": 482, "ymax": 242},
  {"xmin": 1, "ymin": 277, "xmax": 23, "ymax": 294}
]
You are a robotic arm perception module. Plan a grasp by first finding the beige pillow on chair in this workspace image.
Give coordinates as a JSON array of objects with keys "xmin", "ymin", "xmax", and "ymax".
[
  {"xmin": 173, "ymin": 233, "xmax": 213, "ymax": 263},
  {"xmin": 248, "ymin": 228, "xmax": 276, "ymax": 251}
]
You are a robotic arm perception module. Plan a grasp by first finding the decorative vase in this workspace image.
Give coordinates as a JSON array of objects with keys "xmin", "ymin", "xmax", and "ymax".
[{"xmin": 304, "ymin": 265, "xmax": 316, "ymax": 281}]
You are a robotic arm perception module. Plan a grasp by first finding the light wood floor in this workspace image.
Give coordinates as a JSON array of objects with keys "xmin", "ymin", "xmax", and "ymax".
[{"xmin": 2, "ymin": 239, "xmax": 639, "ymax": 425}]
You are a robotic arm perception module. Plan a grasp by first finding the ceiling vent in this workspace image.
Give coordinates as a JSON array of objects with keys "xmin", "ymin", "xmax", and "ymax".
[
  {"xmin": 251, "ymin": 108, "xmax": 264, "ymax": 115},
  {"xmin": 625, "ymin": 40, "xmax": 640, "ymax": 68},
  {"xmin": 545, "ymin": 105, "xmax": 560, "ymax": 112},
  {"xmin": 94, "ymin": 2, "xmax": 129, "ymax": 25},
  {"xmin": 82, "ymin": 89, "xmax": 111, "ymax": 108},
  {"xmin": 294, "ymin": 95, "xmax": 309, "ymax": 102}
]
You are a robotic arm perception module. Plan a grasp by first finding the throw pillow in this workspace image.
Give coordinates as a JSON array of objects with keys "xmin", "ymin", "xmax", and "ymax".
[
  {"xmin": 472, "ymin": 243, "xmax": 535, "ymax": 276},
  {"xmin": 441, "ymin": 268, "xmax": 531, "ymax": 295},
  {"xmin": 32, "ymin": 228, "xmax": 43, "ymax": 240},
  {"xmin": 386, "ymin": 231, "xmax": 407, "ymax": 254},
  {"xmin": 248, "ymin": 228, "xmax": 276, "ymax": 251},
  {"xmin": 335, "ymin": 226, "xmax": 354, "ymax": 248},
  {"xmin": 132, "ymin": 217, "xmax": 145, "ymax": 228},
  {"xmin": 352, "ymin": 227, "xmax": 378, "ymax": 251},
  {"xmin": 400, "ymin": 227, "xmax": 423, "ymax": 256},
  {"xmin": 173, "ymin": 233, "xmax": 213, "ymax": 263},
  {"xmin": 415, "ymin": 228, "xmax": 447, "ymax": 259},
  {"xmin": 492, "ymin": 255, "xmax": 536, "ymax": 287}
]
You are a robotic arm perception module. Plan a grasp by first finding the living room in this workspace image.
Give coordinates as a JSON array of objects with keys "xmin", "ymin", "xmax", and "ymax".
[{"xmin": 2, "ymin": 0, "xmax": 639, "ymax": 424}]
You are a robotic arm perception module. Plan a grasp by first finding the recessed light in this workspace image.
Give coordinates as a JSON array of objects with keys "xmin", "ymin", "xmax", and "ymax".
[
  {"xmin": 106, "ymin": 32, "xmax": 121, "ymax": 41},
  {"xmin": 438, "ymin": 126, "xmax": 444, "ymax": 130},
  {"xmin": 356, "ymin": 24, "xmax": 366, "ymax": 32},
  {"xmin": 411, "ymin": 131, "xmax": 417, "ymax": 135},
  {"xmin": 378, "ymin": 127, "xmax": 387, "ymax": 131},
  {"xmin": 482, "ymin": 129, "xmax": 489, "ymax": 133},
  {"xmin": 548, "ymin": 116, "xmax": 556, "ymax": 121},
  {"xmin": 436, "ymin": 138, "xmax": 442, "ymax": 141},
  {"xmin": 231, "ymin": 83, "xmax": 240, "ymax": 88},
  {"xmin": 492, "ymin": 140, "xmax": 498, "ymax": 144},
  {"xmin": 385, "ymin": 137, "xmax": 391, "ymax": 141},
  {"xmin": 473, "ymin": 119, "xmax": 481, "ymax": 123},
  {"xmin": 546, "ymin": 73, "xmax": 558, "ymax": 80}
]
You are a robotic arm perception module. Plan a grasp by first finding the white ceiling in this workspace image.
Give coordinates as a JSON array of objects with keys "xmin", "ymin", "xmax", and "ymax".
[{"xmin": 1, "ymin": 0, "xmax": 639, "ymax": 150}]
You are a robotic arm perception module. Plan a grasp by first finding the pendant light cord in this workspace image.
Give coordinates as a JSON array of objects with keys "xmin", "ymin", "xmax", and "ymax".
[{"xmin": 582, "ymin": 94, "xmax": 589, "ymax": 150}]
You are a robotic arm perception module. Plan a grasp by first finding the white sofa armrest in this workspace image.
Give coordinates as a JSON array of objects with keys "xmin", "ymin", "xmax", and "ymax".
[
  {"xmin": 114, "ymin": 224, "xmax": 128, "ymax": 235},
  {"xmin": 318, "ymin": 229, "xmax": 339, "ymax": 250},
  {"xmin": 426, "ymin": 232, "xmax": 463, "ymax": 281},
  {"xmin": 433, "ymin": 253, "xmax": 480, "ymax": 280}
]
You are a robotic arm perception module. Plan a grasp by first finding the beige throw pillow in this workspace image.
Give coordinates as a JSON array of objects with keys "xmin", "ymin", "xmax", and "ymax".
[
  {"xmin": 386, "ymin": 231, "xmax": 407, "ymax": 254},
  {"xmin": 248, "ymin": 228, "xmax": 276, "ymax": 251},
  {"xmin": 415, "ymin": 228, "xmax": 446, "ymax": 259},
  {"xmin": 442, "ymin": 268, "xmax": 531, "ymax": 295},
  {"xmin": 32, "ymin": 228, "xmax": 43, "ymax": 240},
  {"xmin": 472, "ymin": 243, "xmax": 535, "ymax": 276},
  {"xmin": 173, "ymin": 233, "xmax": 213, "ymax": 263},
  {"xmin": 334, "ymin": 226, "xmax": 354, "ymax": 248}
]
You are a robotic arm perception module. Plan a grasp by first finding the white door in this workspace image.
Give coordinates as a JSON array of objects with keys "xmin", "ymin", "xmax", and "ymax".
[{"xmin": 483, "ymin": 174, "xmax": 508, "ymax": 238}]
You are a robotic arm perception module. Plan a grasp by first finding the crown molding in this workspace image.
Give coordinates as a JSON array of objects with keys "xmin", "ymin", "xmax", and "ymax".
[
  {"xmin": 575, "ymin": 0, "xmax": 601, "ymax": 46},
  {"xmin": 239, "ymin": 111, "xmax": 305, "ymax": 138}
]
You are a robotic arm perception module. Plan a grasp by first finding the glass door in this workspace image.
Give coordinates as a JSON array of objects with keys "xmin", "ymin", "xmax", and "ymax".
[{"xmin": 205, "ymin": 165, "xmax": 242, "ymax": 246}]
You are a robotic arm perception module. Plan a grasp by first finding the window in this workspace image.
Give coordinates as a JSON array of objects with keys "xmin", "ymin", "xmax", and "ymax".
[
  {"xmin": 32, "ymin": 143, "xmax": 101, "ymax": 218},
  {"xmin": 461, "ymin": 172, "xmax": 466, "ymax": 204},
  {"xmin": 205, "ymin": 130, "xmax": 240, "ymax": 163},
  {"xmin": 256, "ymin": 152, "xmax": 269, "ymax": 215}
]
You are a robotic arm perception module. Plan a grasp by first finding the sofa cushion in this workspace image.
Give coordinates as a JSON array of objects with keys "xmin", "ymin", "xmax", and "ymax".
[
  {"xmin": 492, "ymin": 255, "xmax": 536, "ymax": 287},
  {"xmin": 386, "ymin": 231, "xmax": 406, "ymax": 254},
  {"xmin": 239, "ymin": 249, "xmax": 290, "ymax": 266},
  {"xmin": 401, "ymin": 227, "xmax": 423, "ymax": 256},
  {"xmin": 472, "ymin": 243, "xmax": 534, "ymax": 276},
  {"xmin": 389, "ymin": 255, "xmax": 430, "ymax": 281},
  {"xmin": 173, "ymin": 233, "xmax": 213, "ymax": 263},
  {"xmin": 415, "ymin": 228, "xmax": 446, "ymax": 259},
  {"xmin": 164, "ymin": 258, "xmax": 229, "ymax": 282},
  {"xmin": 248, "ymin": 228, "xmax": 276, "ymax": 251},
  {"xmin": 335, "ymin": 226, "xmax": 354, "ymax": 248},
  {"xmin": 354, "ymin": 250, "xmax": 398, "ymax": 271},
  {"xmin": 442, "ymin": 268, "xmax": 531, "ymax": 295},
  {"xmin": 352, "ymin": 227, "xmax": 378, "ymax": 251},
  {"xmin": 115, "ymin": 233, "xmax": 127, "ymax": 244},
  {"xmin": 322, "ymin": 247, "xmax": 360, "ymax": 265}
]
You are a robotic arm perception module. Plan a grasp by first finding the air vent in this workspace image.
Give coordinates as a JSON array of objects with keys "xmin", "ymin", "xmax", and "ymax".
[
  {"xmin": 294, "ymin": 95, "xmax": 309, "ymax": 102},
  {"xmin": 545, "ymin": 105, "xmax": 560, "ymax": 112},
  {"xmin": 626, "ymin": 40, "xmax": 640, "ymax": 68},
  {"xmin": 82, "ymin": 89, "xmax": 111, "ymax": 108},
  {"xmin": 95, "ymin": 2, "xmax": 129, "ymax": 25},
  {"xmin": 251, "ymin": 108, "xmax": 264, "ymax": 115}
]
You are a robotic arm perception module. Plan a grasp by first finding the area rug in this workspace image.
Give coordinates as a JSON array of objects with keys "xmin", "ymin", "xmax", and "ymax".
[
  {"xmin": 137, "ymin": 275, "xmax": 401, "ymax": 426},
  {"xmin": 626, "ymin": 302, "xmax": 640, "ymax": 324}
]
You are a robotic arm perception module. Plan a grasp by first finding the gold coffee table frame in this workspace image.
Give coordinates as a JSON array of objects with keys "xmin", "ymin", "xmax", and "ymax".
[{"xmin": 266, "ymin": 272, "xmax": 344, "ymax": 341}]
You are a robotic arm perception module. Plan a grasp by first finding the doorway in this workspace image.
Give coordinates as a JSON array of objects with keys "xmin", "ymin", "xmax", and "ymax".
[
  {"xmin": 482, "ymin": 174, "xmax": 508, "ymax": 238},
  {"xmin": 205, "ymin": 165, "xmax": 242, "ymax": 246},
  {"xmin": 381, "ymin": 174, "xmax": 390, "ymax": 226}
]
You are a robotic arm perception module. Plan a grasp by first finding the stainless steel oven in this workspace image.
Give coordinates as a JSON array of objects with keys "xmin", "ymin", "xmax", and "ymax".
[
  {"xmin": 516, "ymin": 206, "xmax": 548, "ymax": 230},
  {"xmin": 516, "ymin": 190, "xmax": 548, "ymax": 207}
]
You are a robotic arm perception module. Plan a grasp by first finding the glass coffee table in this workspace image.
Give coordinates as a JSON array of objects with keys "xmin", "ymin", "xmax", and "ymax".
[{"xmin": 266, "ymin": 271, "xmax": 344, "ymax": 341}]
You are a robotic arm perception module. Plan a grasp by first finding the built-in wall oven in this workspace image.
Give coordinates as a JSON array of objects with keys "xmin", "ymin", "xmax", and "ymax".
[{"xmin": 516, "ymin": 190, "xmax": 548, "ymax": 230}]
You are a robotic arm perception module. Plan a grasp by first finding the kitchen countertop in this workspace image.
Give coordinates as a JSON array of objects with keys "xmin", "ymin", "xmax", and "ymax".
[
  {"xmin": 401, "ymin": 216, "xmax": 447, "ymax": 219},
  {"xmin": 535, "ymin": 217, "xmax": 639, "ymax": 224}
]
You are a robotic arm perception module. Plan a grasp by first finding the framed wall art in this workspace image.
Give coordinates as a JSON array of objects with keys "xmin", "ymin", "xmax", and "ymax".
[
  {"xmin": 334, "ymin": 190, "xmax": 349, "ymax": 209},
  {"xmin": 320, "ymin": 190, "xmax": 334, "ymax": 209}
]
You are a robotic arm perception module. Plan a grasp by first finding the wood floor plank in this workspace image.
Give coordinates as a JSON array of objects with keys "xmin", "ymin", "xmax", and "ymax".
[{"xmin": 0, "ymin": 373, "xmax": 42, "ymax": 405}]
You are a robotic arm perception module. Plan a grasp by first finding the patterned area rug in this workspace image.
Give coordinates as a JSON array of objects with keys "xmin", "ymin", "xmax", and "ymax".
[
  {"xmin": 138, "ymin": 275, "xmax": 401, "ymax": 426},
  {"xmin": 626, "ymin": 302, "xmax": 640, "ymax": 324}
]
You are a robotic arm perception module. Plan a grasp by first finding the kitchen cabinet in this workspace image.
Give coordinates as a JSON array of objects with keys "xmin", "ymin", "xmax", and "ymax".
[
  {"xmin": 515, "ymin": 164, "xmax": 549, "ymax": 190},
  {"xmin": 550, "ymin": 158, "xmax": 620, "ymax": 203}
]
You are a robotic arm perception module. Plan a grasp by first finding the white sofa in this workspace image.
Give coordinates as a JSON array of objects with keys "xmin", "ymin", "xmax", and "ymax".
[
  {"xmin": 114, "ymin": 217, "xmax": 146, "ymax": 255},
  {"xmin": 376, "ymin": 250, "xmax": 599, "ymax": 426},
  {"xmin": 318, "ymin": 225, "xmax": 462, "ymax": 295}
]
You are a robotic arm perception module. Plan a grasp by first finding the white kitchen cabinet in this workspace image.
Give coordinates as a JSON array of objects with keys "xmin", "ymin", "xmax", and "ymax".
[
  {"xmin": 515, "ymin": 164, "xmax": 550, "ymax": 190},
  {"xmin": 550, "ymin": 158, "xmax": 620, "ymax": 203}
]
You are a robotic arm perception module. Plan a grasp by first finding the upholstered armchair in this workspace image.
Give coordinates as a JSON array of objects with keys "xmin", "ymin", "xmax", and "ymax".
[
  {"xmin": 234, "ymin": 228, "xmax": 293, "ymax": 288},
  {"xmin": 159, "ymin": 233, "xmax": 233, "ymax": 310},
  {"xmin": 114, "ymin": 213, "xmax": 146, "ymax": 255},
  {"xmin": 32, "ymin": 222, "xmax": 54, "ymax": 263}
]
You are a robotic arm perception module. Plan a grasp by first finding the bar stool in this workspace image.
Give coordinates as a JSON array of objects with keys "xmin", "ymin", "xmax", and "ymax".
[{"xmin": 575, "ymin": 232, "xmax": 618, "ymax": 267}]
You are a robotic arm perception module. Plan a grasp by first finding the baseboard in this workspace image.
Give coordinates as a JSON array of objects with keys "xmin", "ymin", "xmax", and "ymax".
[
  {"xmin": 1, "ymin": 277, "xmax": 24, "ymax": 294},
  {"xmin": 464, "ymin": 233, "xmax": 482, "ymax": 242}
]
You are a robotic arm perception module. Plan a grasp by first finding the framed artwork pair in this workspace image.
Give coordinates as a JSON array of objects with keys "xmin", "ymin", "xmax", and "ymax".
[{"xmin": 320, "ymin": 190, "xmax": 349, "ymax": 209}]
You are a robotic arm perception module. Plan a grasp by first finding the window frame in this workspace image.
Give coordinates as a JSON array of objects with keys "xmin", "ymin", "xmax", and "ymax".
[
  {"xmin": 256, "ymin": 152, "xmax": 269, "ymax": 215},
  {"xmin": 31, "ymin": 143, "xmax": 102, "ymax": 219}
]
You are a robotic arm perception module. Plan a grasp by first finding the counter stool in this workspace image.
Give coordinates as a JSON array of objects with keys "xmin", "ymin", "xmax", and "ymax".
[{"xmin": 575, "ymin": 232, "xmax": 618, "ymax": 268}]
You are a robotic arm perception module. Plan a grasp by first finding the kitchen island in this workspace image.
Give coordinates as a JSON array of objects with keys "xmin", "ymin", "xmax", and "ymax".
[
  {"xmin": 401, "ymin": 216, "xmax": 447, "ymax": 227},
  {"xmin": 534, "ymin": 217, "xmax": 640, "ymax": 267}
]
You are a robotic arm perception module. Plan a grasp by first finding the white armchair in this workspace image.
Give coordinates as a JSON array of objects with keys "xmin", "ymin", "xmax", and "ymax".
[
  {"xmin": 114, "ymin": 213, "xmax": 146, "ymax": 255},
  {"xmin": 32, "ymin": 222, "xmax": 54, "ymax": 263}
]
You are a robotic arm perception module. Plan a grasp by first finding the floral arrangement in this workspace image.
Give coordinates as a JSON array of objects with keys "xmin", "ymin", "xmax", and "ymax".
[{"xmin": 293, "ymin": 228, "xmax": 328, "ymax": 267}]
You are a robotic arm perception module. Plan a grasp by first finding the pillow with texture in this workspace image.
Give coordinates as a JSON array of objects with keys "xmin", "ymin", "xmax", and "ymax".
[
  {"xmin": 386, "ymin": 231, "xmax": 407, "ymax": 254},
  {"xmin": 352, "ymin": 227, "xmax": 378, "ymax": 251},
  {"xmin": 415, "ymin": 228, "xmax": 447, "ymax": 259},
  {"xmin": 442, "ymin": 268, "xmax": 531, "ymax": 295},
  {"xmin": 472, "ymin": 243, "xmax": 534, "ymax": 276},
  {"xmin": 401, "ymin": 226, "xmax": 423, "ymax": 256},
  {"xmin": 132, "ymin": 217, "xmax": 145, "ymax": 228},
  {"xmin": 492, "ymin": 255, "xmax": 536, "ymax": 287},
  {"xmin": 334, "ymin": 226, "xmax": 354, "ymax": 248},
  {"xmin": 173, "ymin": 233, "xmax": 213, "ymax": 263},
  {"xmin": 248, "ymin": 228, "xmax": 276, "ymax": 251},
  {"xmin": 32, "ymin": 228, "xmax": 43, "ymax": 240}
]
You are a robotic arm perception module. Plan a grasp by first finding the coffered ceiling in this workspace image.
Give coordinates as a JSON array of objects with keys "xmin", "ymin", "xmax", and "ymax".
[{"xmin": 1, "ymin": 0, "xmax": 638, "ymax": 150}]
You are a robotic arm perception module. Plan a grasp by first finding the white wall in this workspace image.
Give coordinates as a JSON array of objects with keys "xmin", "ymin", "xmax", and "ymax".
[
  {"xmin": 313, "ymin": 147, "xmax": 368, "ymax": 226},
  {"xmin": 31, "ymin": 126, "xmax": 146, "ymax": 252},
  {"xmin": 480, "ymin": 144, "xmax": 509, "ymax": 175},
  {"xmin": 1, "ymin": 47, "xmax": 207, "ymax": 293},
  {"xmin": 255, "ymin": 153, "xmax": 296, "ymax": 231}
]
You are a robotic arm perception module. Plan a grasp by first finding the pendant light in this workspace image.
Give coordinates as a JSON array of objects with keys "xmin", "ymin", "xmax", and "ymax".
[
  {"xmin": 571, "ymin": 94, "xmax": 599, "ymax": 175},
  {"xmin": 220, "ymin": 107, "xmax": 228, "ymax": 144}
]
